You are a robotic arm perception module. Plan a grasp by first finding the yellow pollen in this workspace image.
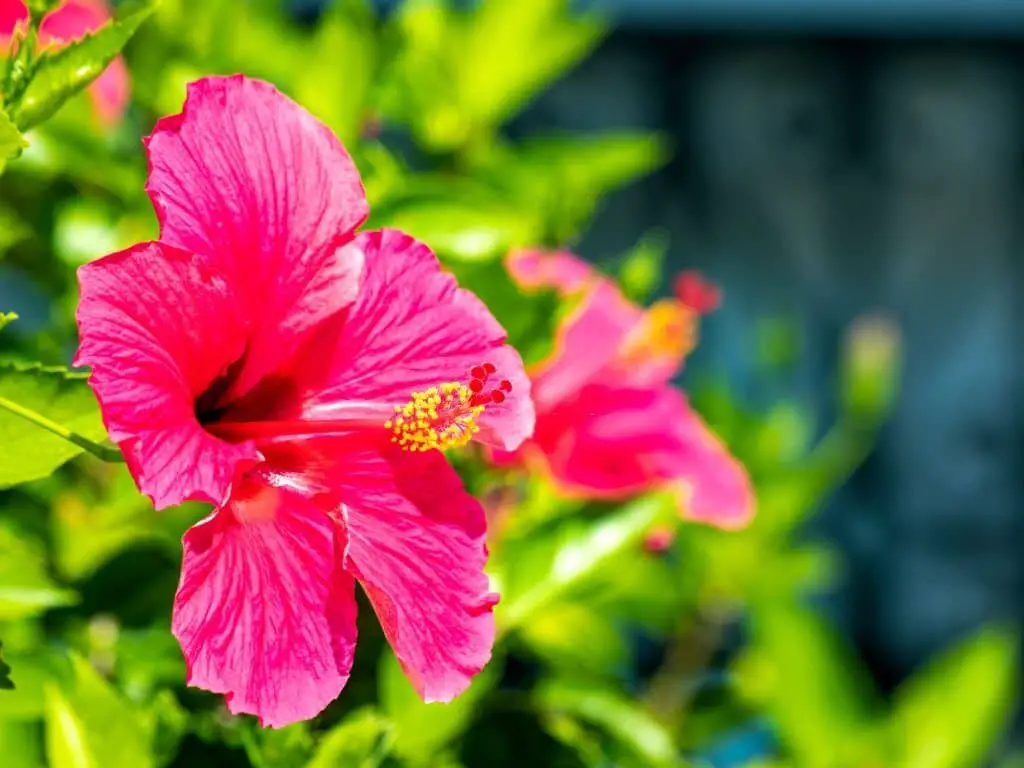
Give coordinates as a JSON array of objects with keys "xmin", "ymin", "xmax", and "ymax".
[
  {"xmin": 388, "ymin": 382, "xmax": 486, "ymax": 453},
  {"xmin": 619, "ymin": 299, "xmax": 697, "ymax": 366}
]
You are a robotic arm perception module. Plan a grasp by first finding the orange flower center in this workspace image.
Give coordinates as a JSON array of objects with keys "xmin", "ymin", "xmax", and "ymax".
[{"xmin": 618, "ymin": 299, "xmax": 696, "ymax": 367}]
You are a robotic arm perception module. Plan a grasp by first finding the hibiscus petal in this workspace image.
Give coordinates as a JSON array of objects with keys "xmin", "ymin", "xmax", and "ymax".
[
  {"xmin": 336, "ymin": 445, "xmax": 497, "ymax": 702},
  {"xmin": 173, "ymin": 480, "xmax": 357, "ymax": 727},
  {"xmin": 145, "ymin": 75, "xmax": 368, "ymax": 400},
  {"xmin": 75, "ymin": 242, "xmax": 260, "ymax": 508},
  {"xmin": 296, "ymin": 229, "xmax": 534, "ymax": 451},
  {"xmin": 530, "ymin": 280, "xmax": 640, "ymax": 412},
  {"xmin": 537, "ymin": 384, "xmax": 754, "ymax": 529},
  {"xmin": 506, "ymin": 248, "xmax": 597, "ymax": 295}
]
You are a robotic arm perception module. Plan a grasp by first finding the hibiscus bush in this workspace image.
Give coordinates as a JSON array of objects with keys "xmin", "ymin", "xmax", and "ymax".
[{"xmin": 0, "ymin": 1, "xmax": 1018, "ymax": 767}]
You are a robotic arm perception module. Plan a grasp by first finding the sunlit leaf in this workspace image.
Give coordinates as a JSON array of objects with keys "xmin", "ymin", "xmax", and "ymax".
[
  {"xmin": 457, "ymin": 0, "xmax": 605, "ymax": 127},
  {"xmin": 306, "ymin": 706, "xmax": 392, "ymax": 768},
  {"xmin": 0, "ymin": 362, "xmax": 108, "ymax": 488},
  {"xmin": 892, "ymin": 625, "xmax": 1019, "ymax": 768},
  {"xmin": 9, "ymin": 0, "xmax": 157, "ymax": 130},
  {"xmin": 375, "ymin": 198, "xmax": 539, "ymax": 263},
  {"xmin": 0, "ymin": 107, "xmax": 27, "ymax": 174},
  {"xmin": 499, "ymin": 493, "xmax": 677, "ymax": 632},
  {"xmin": 0, "ymin": 521, "xmax": 77, "ymax": 619},
  {"xmin": 736, "ymin": 603, "xmax": 882, "ymax": 767},
  {"xmin": 296, "ymin": 0, "xmax": 376, "ymax": 146},
  {"xmin": 0, "ymin": 312, "xmax": 17, "ymax": 333},
  {"xmin": 535, "ymin": 680, "xmax": 680, "ymax": 768},
  {"xmin": 45, "ymin": 655, "xmax": 155, "ymax": 768},
  {"xmin": 379, "ymin": 650, "xmax": 497, "ymax": 764},
  {"xmin": 519, "ymin": 602, "xmax": 629, "ymax": 678},
  {"xmin": 476, "ymin": 132, "xmax": 670, "ymax": 240}
]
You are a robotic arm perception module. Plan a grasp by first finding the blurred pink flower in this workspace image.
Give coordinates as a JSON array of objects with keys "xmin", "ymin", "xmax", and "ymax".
[
  {"xmin": 498, "ymin": 249, "xmax": 753, "ymax": 530},
  {"xmin": 0, "ymin": 0, "xmax": 130, "ymax": 125},
  {"xmin": 75, "ymin": 76, "xmax": 534, "ymax": 727}
]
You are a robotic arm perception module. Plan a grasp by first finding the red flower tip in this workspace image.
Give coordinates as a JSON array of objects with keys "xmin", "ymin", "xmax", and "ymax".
[
  {"xmin": 674, "ymin": 271, "xmax": 721, "ymax": 315},
  {"xmin": 642, "ymin": 525, "xmax": 676, "ymax": 555}
]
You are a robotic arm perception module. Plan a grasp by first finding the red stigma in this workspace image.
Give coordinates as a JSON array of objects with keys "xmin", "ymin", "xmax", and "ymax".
[{"xmin": 466, "ymin": 363, "xmax": 511, "ymax": 407}]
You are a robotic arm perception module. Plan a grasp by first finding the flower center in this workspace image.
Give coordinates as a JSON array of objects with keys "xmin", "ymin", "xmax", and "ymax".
[
  {"xmin": 386, "ymin": 364, "xmax": 512, "ymax": 452},
  {"xmin": 618, "ymin": 299, "xmax": 696, "ymax": 367}
]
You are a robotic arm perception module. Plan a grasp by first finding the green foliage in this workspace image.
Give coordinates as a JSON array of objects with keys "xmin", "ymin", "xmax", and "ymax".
[
  {"xmin": 294, "ymin": 0, "xmax": 377, "ymax": 146},
  {"xmin": 891, "ymin": 626, "xmax": 1019, "ymax": 768},
  {"xmin": 498, "ymin": 493, "xmax": 678, "ymax": 632},
  {"xmin": 0, "ymin": 642, "xmax": 14, "ymax": 690},
  {"xmin": 0, "ymin": 108, "xmax": 27, "ymax": 175},
  {"xmin": 305, "ymin": 706, "xmax": 392, "ymax": 768},
  {"xmin": 0, "ymin": 363, "xmax": 108, "ymax": 488},
  {"xmin": 8, "ymin": 0, "xmax": 158, "ymax": 131},
  {"xmin": 380, "ymin": 651, "xmax": 496, "ymax": 763},
  {"xmin": 0, "ymin": 520, "xmax": 77, "ymax": 619},
  {"xmin": 535, "ymin": 680, "xmax": 682, "ymax": 768},
  {"xmin": 45, "ymin": 654, "xmax": 155, "ymax": 768},
  {"xmin": 378, "ymin": 0, "xmax": 605, "ymax": 152}
]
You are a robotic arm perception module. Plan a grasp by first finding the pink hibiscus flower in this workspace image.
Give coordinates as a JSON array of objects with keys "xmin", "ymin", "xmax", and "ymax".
[
  {"xmin": 0, "ymin": 0, "xmax": 130, "ymax": 125},
  {"xmin": 498, "ymin": 249, "xmax": 753, "ymax": 530},
  {"xmin": 74, "ymin": 76, "xmax": 534, "ymax": 727}
]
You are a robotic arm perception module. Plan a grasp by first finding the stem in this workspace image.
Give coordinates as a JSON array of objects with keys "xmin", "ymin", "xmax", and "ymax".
[{"xmin": 0, "ymin": 396, "xmax": 124, "ymax": 463}]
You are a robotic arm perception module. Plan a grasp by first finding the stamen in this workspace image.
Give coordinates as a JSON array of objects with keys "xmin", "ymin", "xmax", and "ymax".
[
  {"xmin": 619, "ymin": 299, "xmax": 696, "ymax": 367},
  {"xmin": 388, "ymin": 363, "xmax": 512, "ymax": 452}
]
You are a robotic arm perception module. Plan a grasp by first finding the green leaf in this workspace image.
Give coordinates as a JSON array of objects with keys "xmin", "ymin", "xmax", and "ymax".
[
  {"xmin": 0, "ymin": 520, "xmax": 78, "ymax": 619},
  {"xmin": 306, "ymin": 706, "xmax": 392, "ymax": 768},
  {"xmin": 457, "ymin": 0, "xmax": 605, "ymax": 127},
  {"xmin": 0, "ymin": 312, "xmax": 16, "ymax": 333},
  {"xmin": 295, "ymin": 0, "xmax": 377, "ymax": 146},
  {"xmin": 374, "ymin": 198, "xmax": 540, "ymax": 264},
  {"xmin": 892, "ymin": 625, "xmax": 1019, "ymax": 768},
  {"xmin": 9, "ymin": 0, "xmax": 157, "ymax": 130},
  {"xmin": 535, "ymin": 680, "xmax": 679, "ymax": 768},
  {"xmin": 519, "ymin": 603, "xmax": 629, "ymax": 678},
  {"xmin": 615, "ymin": 229, "xmax": 669, "ymax": 304},
  {"xmin": 0, "ymin": 208, "xmax": 30, "ymax": 256},
  {"xmin": 44, "ymin": 655, "xmax": 155, "ymax": 768},
  {"xmin": 0, "ymin": 646, "xmax": 70, "ymax": 719},
  {"xmin": 476, "ymin": 132, "xmax": 671, "ymax": 241},
  {"xmin": 0, "ymin": 720, "xmax": 46, "ymax": 768},
  {"xmin": 25, "ymin": 0, "xmax": 63, "ymax": 15},
  {"xmin": 0, "ymin": 107, "xmax": 28, "ymax": 175},
  {"xmin": 498, "ymin": 493, "xmax": 677, "ymax": 632},
  {"xmin": 0, "ymin": 362, "xmax": 109, "ymax": 488},
  {"xmin": 0, "ymin": 642, "xmax": 14, "ymax": 690},
  {"xmin": 735, "ymin": 603, "xmax": 882, "ymax": 767},
  {"xmin": 379, "ymin": 650, "xmax": 496, "ymax": 764}
]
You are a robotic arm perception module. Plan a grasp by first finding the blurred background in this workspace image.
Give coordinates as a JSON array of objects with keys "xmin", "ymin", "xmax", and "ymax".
[{"xmin": 0, "ymin": 0, "xmax": 1020, "ymax": 766}]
